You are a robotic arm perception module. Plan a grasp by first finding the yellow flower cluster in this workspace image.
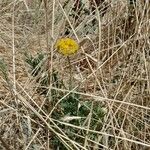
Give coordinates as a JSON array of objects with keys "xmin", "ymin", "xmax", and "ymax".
[{"xmin": 55, "ymin": 38, "xmax": 79, "ymax": 56}]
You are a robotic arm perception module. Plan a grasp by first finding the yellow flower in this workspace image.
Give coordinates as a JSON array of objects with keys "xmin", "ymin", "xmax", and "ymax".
[{"xmin": 55, "ymin": 38, "xmax": 79, "ymax": 56}]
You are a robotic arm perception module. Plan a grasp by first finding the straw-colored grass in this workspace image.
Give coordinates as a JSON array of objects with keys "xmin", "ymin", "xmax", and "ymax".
[{"xmin": 0, "ymin": 0, "xmax": 150, "ymax": 149}]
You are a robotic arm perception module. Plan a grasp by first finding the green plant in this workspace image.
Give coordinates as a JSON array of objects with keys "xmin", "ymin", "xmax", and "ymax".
[
  {"xmin": 25, "ymin": 53, "xmax": 106, "ymax": 149},
  {"xmin": 25, "ymin": 52, "xmax": 45, "ymax": 76},
  {"xmin": 51, "ymin": 92, "xmax": 106, "ymax": 149}
]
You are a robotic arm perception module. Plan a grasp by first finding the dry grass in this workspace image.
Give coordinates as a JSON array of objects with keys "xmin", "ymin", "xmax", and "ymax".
[{"xmin": 0, "ymin": 0, "xmax": 150, "ymax": 149}]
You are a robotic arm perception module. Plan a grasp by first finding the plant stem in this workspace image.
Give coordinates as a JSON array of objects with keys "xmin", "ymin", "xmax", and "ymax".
[{"xmin": 67, "ymin": 56, "xmax": 72, "ymax": 90}]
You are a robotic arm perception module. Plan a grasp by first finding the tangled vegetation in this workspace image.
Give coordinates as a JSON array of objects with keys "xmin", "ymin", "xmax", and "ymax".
[{"xmin": 0, "ymin": 0, "xmax": 150, "ymax": 149}]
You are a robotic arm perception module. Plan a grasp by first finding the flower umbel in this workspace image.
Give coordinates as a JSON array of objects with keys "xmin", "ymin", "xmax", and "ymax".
[{"xmin": 55, "ymin": 38, "xmax": 79, "ymax": 56}]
